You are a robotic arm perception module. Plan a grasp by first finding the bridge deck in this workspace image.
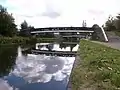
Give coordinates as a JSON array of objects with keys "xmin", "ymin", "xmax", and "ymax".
[{"xmin": 31, "ymin": 30, "xmax": 94, "ymax": 33}]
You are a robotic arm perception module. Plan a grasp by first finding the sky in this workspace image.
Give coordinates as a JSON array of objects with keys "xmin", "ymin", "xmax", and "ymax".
[{"xmin": 0, "ymin": 0, "xmax": 120, "ymax": 28}]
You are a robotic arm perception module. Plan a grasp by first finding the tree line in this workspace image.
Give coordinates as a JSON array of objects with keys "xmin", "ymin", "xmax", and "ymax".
[
  {"xmin": 104, "ymin": 14, "xmax": 120, "ymax": 31},
  {"xmin": 0, "ymin": 5, "xmax": 34, "ymax": 37}
]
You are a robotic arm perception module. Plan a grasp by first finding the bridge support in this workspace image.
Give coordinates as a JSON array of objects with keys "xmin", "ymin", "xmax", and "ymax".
[{"xmin": 92, "ymin": 24, "xmax": 108, "ymax": 42}]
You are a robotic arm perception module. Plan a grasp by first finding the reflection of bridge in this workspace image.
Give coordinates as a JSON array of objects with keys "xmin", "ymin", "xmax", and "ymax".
[
  {"xmin": 31, "ymin": 50, "xmax": 77, "ymax": 57},
  {"xmin": 23, "ymin": 49, "xmax": 77, "ymax": 57},
  {"xmin": 23, "ymin": 42, "xmax": 79, "ymax": 57}
]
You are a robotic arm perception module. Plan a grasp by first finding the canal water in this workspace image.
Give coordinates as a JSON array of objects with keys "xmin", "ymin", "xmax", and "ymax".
[{"xmin": 0, "ymin": 41, "xmax": 79, "ymax": 90}]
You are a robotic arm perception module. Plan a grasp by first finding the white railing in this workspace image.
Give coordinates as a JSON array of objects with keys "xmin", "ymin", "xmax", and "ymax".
[{"xmin": 100, "ymin": 27, "xmax": 108, "ymax": 42}]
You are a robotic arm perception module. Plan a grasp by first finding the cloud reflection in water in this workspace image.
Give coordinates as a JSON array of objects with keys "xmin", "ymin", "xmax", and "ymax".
[{"xmin": 10, "ymin": 47, "xmax": 75, "ymax": 84}]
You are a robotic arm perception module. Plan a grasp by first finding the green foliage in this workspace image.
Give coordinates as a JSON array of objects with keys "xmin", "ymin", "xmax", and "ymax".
[
  {"xmin": 19, "ymin": 20, "xmax": 35, "ymax": 37},
  {"xmin": 104, "ymin": 14, "xmax": 120, "ymax": 31},
  {"xmin": 0, "ymin": 37, "xmax": 56, "ymax": 44},
  {"xmin": 0, "ymin": 5, "xmax": 17, "ymax": 36},
  {"xmin": 114, "ymin": 31, "xmax": 120, "ymax": 37},
  {"xmin": 71, "ymin": 40, "xmax": 120, "ymax": 90},
  {"xmin": 0, "ymin": 37, "xmax": 29, "ymax": 44},
  {"xmin": 104, "ymin": 16, "xmax": 116, "ymax": 31},
  {"xmin": 115, "ymin": 14, "xmax": 120, "ymax": 30},
  {"xmin": 20, "ymin": 20, "xmax": 28, "ymax": 30}
]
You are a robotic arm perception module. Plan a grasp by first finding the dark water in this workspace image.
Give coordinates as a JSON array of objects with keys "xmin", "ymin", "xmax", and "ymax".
[{"xmin": 0, "ymin": 42, "xmax": 79, "ymax": 90}]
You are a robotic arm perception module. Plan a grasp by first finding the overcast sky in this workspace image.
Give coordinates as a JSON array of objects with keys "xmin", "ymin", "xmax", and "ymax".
[{"xmin": 1, "ymin": 0, "xmax": 120, "ymax": 28}]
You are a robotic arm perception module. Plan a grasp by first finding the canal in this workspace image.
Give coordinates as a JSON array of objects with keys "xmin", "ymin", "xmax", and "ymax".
[{"xmin": 0, "ymin": 41, "xmax": 79, "ymax": 90}]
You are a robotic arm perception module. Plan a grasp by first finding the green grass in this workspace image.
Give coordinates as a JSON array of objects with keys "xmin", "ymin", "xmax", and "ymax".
[
  {"xmin": 114, "ymin": 31, "xmax": 120, "ymax": 37},
  {"xmin": 0, "ymin": 36, "xmax": 56, "ymax": 44},
  {"xmin": 71, "ymin": 40, "xmax": 120, "ymax": 90}
]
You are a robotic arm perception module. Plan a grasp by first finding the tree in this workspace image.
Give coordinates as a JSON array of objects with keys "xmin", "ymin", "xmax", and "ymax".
[
  {"xmin": 105, "ymin": 16, "xmax": 116, "ymax": 31},
  {"xmin": 0, "ymin": 5, "xmax": 17, "ymax": 36},
  {"xmin": 115, "ymin": 14, "xmax": 120, "ymax": 30},
  {"xmin": 0, "ymin": 5, "xmax": 7, "ymax": 14},
  {"xmin": 20, "ymin": 20, "xmax": 34, "ymax": 36},
  {"xmin": 20, "ymin": 20, "xmax": 28, "ymax": 30},
  {"xmin": 104, "ymin": 14, "xmax": 120, "ymax": 31}
]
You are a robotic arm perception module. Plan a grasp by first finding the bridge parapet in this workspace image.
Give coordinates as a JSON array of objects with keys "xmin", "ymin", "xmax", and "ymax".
[{"xmin": 32, "ymin": 27, "xmax": 93, "ymax": 31}]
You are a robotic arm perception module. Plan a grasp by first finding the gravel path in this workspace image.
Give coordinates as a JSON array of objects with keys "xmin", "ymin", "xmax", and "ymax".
[{"xmin": 92, "ymin": 31, "xmax": 120, "ymax": 50}]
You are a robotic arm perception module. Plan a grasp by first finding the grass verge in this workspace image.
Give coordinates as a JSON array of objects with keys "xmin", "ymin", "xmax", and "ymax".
[
  {"xmin": 0, "ymin": 37, "xmax": 56, "ymax": 44},
  {"xmin": 114, "ymin": 31, "xmax": 120, "ymax": 37},
  {"xmin": 71, "ymin": 40, "xmax": 120, "ymax": 90}
]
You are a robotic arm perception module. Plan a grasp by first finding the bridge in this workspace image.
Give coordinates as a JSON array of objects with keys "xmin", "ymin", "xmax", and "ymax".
[
  {"xmin": 31, "ymin": 30, "xmax": 94, "ymax": 34},
  {"xmin": 30, "ymin": 27, "xmax": 94, "ymax": 33},
  {"xmin": 22, "ymin": 25, "xmax": 108, "ymax": 42}
]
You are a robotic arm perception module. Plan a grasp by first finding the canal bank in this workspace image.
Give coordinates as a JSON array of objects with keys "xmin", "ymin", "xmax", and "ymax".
[
  {"xmin": 0, "ymin": 37, "xmax": 56, "ymax": 44},
  {"xmin": 71, "ymin": 40, "xmax": 120, "ymax": 90}
]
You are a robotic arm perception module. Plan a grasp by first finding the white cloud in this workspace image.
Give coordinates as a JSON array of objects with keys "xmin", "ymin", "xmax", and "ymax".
[{"xmin": 4, "ymin": 0, "xmax": 120, "ymax": 28}]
